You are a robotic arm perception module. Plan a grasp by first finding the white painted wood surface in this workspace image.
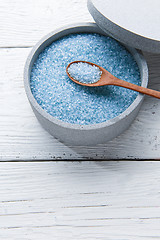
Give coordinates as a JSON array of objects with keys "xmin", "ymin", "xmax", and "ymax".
[
  {"xmin": 0, "ymin": 1, "xmax": 160, "ymax": 238},
  {"xmin": 0, "ymin": 161, "xmax": 160, "ymax": 240},
  {"xmin": 0, "ymin": 0, "xmax": 160, "ymax": 161},
  {"xmin": 0, "ymin": 0, "xmax": 92, "ymax": 47},
  {"xmin": 0, "ymin": 0, "xmax": 160, "ymax": 160}
]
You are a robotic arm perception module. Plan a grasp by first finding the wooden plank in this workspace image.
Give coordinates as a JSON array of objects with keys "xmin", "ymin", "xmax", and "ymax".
[
  {"xmin": 0, "ymin": 0, "xmax": 92, "ymax": 47},
  {"xmin": 0, "ymin": 49, "xmax": 160, "ymax": 160},
  {"xmin": 0, "ymin": 161, "xmax": 160, "ymax": 239}
]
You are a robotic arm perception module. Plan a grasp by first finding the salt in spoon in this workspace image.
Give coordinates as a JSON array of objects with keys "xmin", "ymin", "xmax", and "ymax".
[{"xmin": 66, "ymin": 61, "xmax": 160, "ymax": 99}]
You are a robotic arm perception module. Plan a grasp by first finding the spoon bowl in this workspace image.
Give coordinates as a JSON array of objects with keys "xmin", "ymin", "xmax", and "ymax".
[{"xmin": 67, "ymin": 61, "xmax": 160, "ymax": 99}]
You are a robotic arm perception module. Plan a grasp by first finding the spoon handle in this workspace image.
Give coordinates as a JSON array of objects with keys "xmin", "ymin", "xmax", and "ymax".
[{"xmin": 113, "ymin": 78, "xmax": 160, "ymax": 99}]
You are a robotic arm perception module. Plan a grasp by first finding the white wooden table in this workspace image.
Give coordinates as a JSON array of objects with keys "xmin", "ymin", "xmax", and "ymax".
[{"xmin": 0, "ymin": 0, "xmax": 160, "ymax": 239}]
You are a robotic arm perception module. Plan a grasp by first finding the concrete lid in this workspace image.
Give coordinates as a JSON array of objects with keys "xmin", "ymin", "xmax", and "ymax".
[{"xmin": 88, "ymin": 0, "xmax": 160, "ymax": 53}]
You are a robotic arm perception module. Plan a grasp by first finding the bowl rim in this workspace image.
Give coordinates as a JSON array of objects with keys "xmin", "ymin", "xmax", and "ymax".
[{"xmin": 24, "ymin": 22, "xmax": 148, "ymax": 131}]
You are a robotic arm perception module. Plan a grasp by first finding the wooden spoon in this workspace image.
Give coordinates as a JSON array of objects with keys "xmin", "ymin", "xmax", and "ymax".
[{"xmin": 66, "ymin": 61, "xmax": 160, "ymax": 99}]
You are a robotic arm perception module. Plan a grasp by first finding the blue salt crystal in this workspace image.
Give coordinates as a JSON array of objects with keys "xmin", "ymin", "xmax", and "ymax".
[
  {"xmin": 30, "ymin": 33, "xmax": 141, "ymax": 125},
  {"xmin": 68, "ymin": 62, "xmax": 102, "ymax": 84}
]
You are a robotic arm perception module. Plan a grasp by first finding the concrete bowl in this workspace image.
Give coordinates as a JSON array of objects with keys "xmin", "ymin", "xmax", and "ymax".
[{"xmin": 24, "ymin": 23, "xmax": 148, "ymax": 146}]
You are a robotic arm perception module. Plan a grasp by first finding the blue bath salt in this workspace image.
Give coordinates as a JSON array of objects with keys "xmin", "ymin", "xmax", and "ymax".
[
  {"xmin": 30, "ymin": 33, "xmax": 141, "ymax": 125},
  {"xmin": 68, "ymin": 62, "xmax": 102, "ymax": 84}
]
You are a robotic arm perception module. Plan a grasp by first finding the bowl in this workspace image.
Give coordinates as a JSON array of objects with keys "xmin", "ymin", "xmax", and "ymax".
[{"xmin": 24, "ymin": 23, "xmax": 148, "ymax": 146}]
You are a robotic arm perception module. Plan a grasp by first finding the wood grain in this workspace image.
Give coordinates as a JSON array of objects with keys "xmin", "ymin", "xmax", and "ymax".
[
  {"xmin": 0, "ymin": 161, "xmax": 160, "ymax": 239},
  {"xmin": 0, "ymin": 0, "xmax": 160, "ymax": 239},
  {"xmin": 0, "ymin": 0, "xmax": 160, "ymax": 160},
  {"xmin": 0, "ymin": 0, "xmax": 92, "ymax": 47}
]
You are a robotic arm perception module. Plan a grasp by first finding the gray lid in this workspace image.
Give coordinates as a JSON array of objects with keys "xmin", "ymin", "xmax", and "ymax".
[{"xmin": 88, "ymin": 0, "xmax": 160, "ymax": 53}]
